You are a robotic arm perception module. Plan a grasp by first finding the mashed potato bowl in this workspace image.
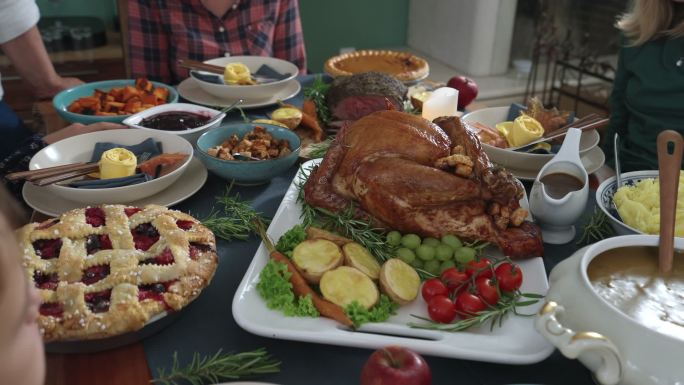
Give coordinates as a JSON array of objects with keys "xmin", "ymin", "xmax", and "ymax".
[{"xmin": 596, "ymin": 170, "xmax": 684, "ymax": 236}]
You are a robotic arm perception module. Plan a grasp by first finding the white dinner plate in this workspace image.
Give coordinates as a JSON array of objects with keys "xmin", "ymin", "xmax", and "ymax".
[
  {"xmin": 505, "ymin": 146, "xmax": 605, "ymax": 181},
  {"xmin": 177, "ymin": 78, "xmax": 301, "ymax": 109},
  {"xmin": 232, "ymin": 159, "xmax": 553, "ymax": 364},
  {"xmin": 23, "ymin": 157, "xmax": 207, "ymax": 216}
]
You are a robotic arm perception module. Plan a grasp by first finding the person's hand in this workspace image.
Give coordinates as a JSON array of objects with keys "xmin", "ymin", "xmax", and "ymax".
[{"xmin": 43, "ymin": 122, "xmax": 126, "ymax": 144}]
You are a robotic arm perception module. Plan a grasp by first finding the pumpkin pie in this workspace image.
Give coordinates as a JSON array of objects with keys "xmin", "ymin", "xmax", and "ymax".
[{"xmin": 324, "ymin": 50, "xmax": 429, "ymax": 83}]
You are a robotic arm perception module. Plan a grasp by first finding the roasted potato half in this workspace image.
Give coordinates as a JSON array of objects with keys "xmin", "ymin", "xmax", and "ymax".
[
  {"xmin": 320, "ymin": 266, "xmax": 379, "ymax": 309},
  {"xmin": 306, "ymin": 226, "xmax": 353, "ymax": 246},
  {"xmin": 292, "ymin": 239, "xmax": 343, "ymax": 284},
  {"xmin": 379, "ymin": 259, "xmax": 420, "ymax": 305},
  {"xmin": 342, "ymin": 242, "xmax": 381, "ymax": 280}
]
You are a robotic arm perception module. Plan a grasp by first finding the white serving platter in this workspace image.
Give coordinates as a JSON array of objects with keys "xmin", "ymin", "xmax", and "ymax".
[{"xmin": 232, "ymin": 159, "xmax": 553, "ymax": 364}]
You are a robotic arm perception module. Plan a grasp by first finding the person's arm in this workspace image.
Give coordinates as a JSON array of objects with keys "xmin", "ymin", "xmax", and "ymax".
[
  {"xmin": 272, "ymin": 0, "xmax": 307, "ymax": 74},
  {"xmin": 603, "ymin": 42, "xmax": 630, "ymax": 162},
  {"xmin": 128, "ymin": 0, "xmax": 171, "ymax": 83},
  {"xmin": 0, "ymin": 0, "xmax": 80, "ymax": 98}
]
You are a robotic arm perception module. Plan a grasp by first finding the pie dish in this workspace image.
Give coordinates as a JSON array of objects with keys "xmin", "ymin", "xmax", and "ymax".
[
  {"xmin": 324, "ymin": 50, "xmax": 429, "ymax": 83},
  {"xmin": 17, "ymin": 204, "xmax": 218, "ymax": 342}
]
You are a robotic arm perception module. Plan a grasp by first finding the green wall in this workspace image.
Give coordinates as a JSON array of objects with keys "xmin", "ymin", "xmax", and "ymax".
[
  {"xmin": 300, "ymin": 0, "xmax": 409, "ymax": 72},
  {"xmin": 37, "ymin": 0, "xmax": 117, "ymax": 28}
]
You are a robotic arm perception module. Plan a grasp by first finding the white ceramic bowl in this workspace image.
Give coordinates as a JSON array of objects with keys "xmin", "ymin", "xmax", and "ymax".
[
  {"xmin": 29, "ymin": 129, "xmax": 193, "ymax": 204},
  {"xmin": 537, "ymin": 235, "xmax": 684, "ymax": 385},
  {"xmin": 122, "ymin": 103, "xmax": 222, "ymax": 144},
  {"xmin": 191, "ymin": 56, "xmax": 299, "ymax": 101},
  {"xmin": 461, "ymin": 106, "xmax": 600, "ymax": 171},
  {"xmin": 595, "ymin": 170, "xmax": 661, "ymax": 236}
]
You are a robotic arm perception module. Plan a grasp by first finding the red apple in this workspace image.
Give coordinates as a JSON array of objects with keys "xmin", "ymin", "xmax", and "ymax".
[
  {"xmin": 446, "ymin": 75, "xmax": 478, "ymax": 109},
  {"xmin": 360, "ymin": 346, "xmax": 432, "ymax": 385}
]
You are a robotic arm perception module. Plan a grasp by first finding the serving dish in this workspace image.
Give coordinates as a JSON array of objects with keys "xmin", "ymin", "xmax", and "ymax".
[
  {"xmin": 177, "ymin": 78, "xmax": 301, "ymax": 109},
  {"xmin": 233, "ymin": 160, "xmax": 553, "ymax": 364},
  {"xmin": 196, "ymin": 123, "xmax": 301, "ymax": 185},
  {"xmin": 28, "ymin": 128, "xmax": 193, "ymax": 204},
  {"xmin": 191, "ymin": 56, "xmax": 298, "ymax": 101},
  {"xmin": 53, "ymin": 79, "xmax": 178, "ymax": 124},
  {"xmin": 324, "ymin": 50, "xmax": 429, "ymax": 84},
  {"xmin": 24, "ymin": 157, "xmax": 207, "ymax": 216},
  {"xmin": 123, "ymin": 103, "xmax": 223, "ymax": 144},
  {"xmin": 536, "ymin": 235, "xmax": 684, "ymax": 385},
  {"xmin": 461, "ymin": 106, "xmax": 600, "ymax": 171}
]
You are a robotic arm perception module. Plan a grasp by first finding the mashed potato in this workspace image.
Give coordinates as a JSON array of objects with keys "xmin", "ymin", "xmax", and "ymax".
[{"xmin": 613, "ymin": 171, "xmax": 684, "ymax": 236}]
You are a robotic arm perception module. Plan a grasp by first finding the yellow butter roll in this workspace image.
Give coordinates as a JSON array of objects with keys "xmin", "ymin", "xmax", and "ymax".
[
  {"xmin": 496, "ymin": 115, "xmax": 544, "ymax": 147},
  {"xmin": 99, "ymin": 148, "xmax": 137, "ymax": 179},
  {"xmin": 223, "ymin": 62, "xmax": 254, "ymax": 85}
]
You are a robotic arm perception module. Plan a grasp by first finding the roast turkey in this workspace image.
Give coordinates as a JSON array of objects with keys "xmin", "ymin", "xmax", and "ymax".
[{"xmin": 303, "ymin": 110, "xmax": 544, "ymax": 258}]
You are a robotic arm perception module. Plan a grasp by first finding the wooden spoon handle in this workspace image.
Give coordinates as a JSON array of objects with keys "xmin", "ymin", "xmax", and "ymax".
[{"xmin": 657, "ymin": 130, "xmax": 684, "ymax": 274}]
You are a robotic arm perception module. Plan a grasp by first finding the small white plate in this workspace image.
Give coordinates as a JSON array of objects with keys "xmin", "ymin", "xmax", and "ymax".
[
  {"xmin": 177, "ymin": 78, "xmax": 301, "ymax": 109},
  {"xmin": 23, "ymin": 157, "xmax": 207, "ymax": 216},
  {"xmin": 506, "ymin": 146, "xmax": 605, "ymax": 181}
]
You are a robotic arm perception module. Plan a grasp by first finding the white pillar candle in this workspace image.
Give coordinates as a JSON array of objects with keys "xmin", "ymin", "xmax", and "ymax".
[{"xmin": 421, "ymin": 87, "xmax": 459, "ymax": 121}]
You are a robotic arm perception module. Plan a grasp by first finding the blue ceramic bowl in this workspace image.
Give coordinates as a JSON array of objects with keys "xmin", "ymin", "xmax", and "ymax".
[
  {"xmin": 196, "ymin": 123, "xmax": 301, "ymax": 185},
  {"xmin": 52, "ymin": 79, "xmax": 179, "ymax": 124},
  {"xmin": 595, "ymin": 170, "xmax": 660, "ymax": 236}
]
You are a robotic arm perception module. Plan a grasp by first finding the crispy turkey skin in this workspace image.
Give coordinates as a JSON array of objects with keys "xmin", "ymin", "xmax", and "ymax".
[{"xmin": 303, "ymin": 110, "xmax": 543, "ymax": 258}]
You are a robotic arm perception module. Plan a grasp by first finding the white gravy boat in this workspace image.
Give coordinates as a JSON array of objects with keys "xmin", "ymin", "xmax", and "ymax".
[{"xmin": 529, "ymin": 127, "xmax": 589, "ymax": 244}]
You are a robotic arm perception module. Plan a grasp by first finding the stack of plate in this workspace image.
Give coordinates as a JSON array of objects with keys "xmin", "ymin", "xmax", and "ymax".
[{"xmin": 178, "ymin": 56, "xmax": 302, "ymax": 109}]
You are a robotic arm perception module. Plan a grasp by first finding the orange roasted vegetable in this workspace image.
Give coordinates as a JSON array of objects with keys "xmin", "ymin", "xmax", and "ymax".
[{"xmin": 66, "ymin": 78, "xmax": 169, "ymax": 116}]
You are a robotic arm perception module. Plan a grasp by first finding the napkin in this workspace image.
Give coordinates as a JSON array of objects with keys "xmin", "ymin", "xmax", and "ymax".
[
  {"xmin": 190, "ymin": 64, "xmax": 290, "ymax": 85},
  {"xmin": 255, "ymin": 64, "xmax": 291, "ymax": 81},
  {"xmin": 68, "ymin": 173, "xmax": 152, "ymax": 189},
  {"xmin": 506, "ymin": 103, "xmax": 576, "ymax": 124},
  {"xmin": 68, "ymin": 138, "xmax": 163, "ymax": 189}
]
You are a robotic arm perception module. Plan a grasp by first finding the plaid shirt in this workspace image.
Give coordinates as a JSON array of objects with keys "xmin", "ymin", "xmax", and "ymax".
[{"xmin": 128, "ymin": 0, "xmax": 307, "ymax": 85}]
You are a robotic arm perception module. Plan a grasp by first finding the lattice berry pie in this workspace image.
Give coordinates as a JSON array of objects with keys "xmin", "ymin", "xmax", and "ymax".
[{"xmin": 17, "ymin": 204, "xmax": 217, "ymax": 342}]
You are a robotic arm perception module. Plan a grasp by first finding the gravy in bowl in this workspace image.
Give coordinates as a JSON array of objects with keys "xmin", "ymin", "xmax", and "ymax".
[{"xmin": 588, "ymin": 246, "xmax": 684, "ymax": 341}]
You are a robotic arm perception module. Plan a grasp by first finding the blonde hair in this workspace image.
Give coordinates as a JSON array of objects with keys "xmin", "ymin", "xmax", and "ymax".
[{"xmin": 617, "ymin": 0, "xmax": 684, "ymax": 45}]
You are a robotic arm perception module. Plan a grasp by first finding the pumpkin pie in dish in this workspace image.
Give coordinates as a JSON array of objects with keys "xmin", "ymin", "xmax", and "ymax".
[{"xmin": 324, "ymin": 50, "xmax": 429, "ymax": 83}]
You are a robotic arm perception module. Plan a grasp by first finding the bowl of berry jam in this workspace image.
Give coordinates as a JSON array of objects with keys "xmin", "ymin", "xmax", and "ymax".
[{"xmin": 123, "ymin": 103, "xmax": 223, "ymax": 144}]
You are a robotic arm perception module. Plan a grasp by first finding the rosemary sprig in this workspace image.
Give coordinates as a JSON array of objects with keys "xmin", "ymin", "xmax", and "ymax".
[
  {"xmin": 152, "ymin": 348, "xmax": 280, "ymax": 385},
  {"xmin": 305, "ymin": 138, "xmax": 332, "ymax": 159},
  {"xmin": 201, "ymin": 185, "xmax": 270, "ymax": 241},
  {"xmin": 576, "ymin": 207, "xmax": 615, "ymax": 246},
  {"xmin": 408, "ymin": 292, "xmax": 544, "ymax": 332},
  {"xmin": 303, "ymin": 75, "xmax": 332, "ymax": 125}
]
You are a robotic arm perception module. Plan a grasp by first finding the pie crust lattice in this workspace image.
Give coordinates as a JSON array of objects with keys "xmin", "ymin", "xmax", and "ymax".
[{"xmin": 17, "ymin": 204, "xmax": 218, "ymax": 342}]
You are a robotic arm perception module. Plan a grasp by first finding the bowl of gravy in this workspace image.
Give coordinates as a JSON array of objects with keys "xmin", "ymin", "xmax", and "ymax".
[
  {"xmin": 123, "ymin": 103, "xmax": 223, "ymax": 144},
  {"xmin": 536, "ymin": 235, "xmax": 684, "ymax": 385}
]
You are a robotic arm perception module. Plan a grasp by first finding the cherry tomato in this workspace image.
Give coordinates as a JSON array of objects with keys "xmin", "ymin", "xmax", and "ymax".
[
  {"xmin": 421, "ymin": 278, "xmax": 448, "ymax": 302},
  {"xmin": 427, "ymin": 295, "xmax": 457, "ymax": 323},
  {"xmin": 440, "ymin": 267, "xmax": 469, "ymax": 294},
  {"xmin": 495, "ymin": 262, "xmax": 523, "ymax": 292},
  {"xmin": 455, "ymin": 291, "xmax": 487, "ymax": 318},
  {"xmin": 474, "ymin": 276, "xmax": 500, "ymax": 306},
  {"xmin": 465, "ymin": 258, "xmax": 493, "ymax": 279}
]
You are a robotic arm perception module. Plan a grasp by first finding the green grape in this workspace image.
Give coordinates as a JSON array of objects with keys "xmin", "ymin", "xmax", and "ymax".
[
  {"xmin": 396, "ymin": 247, "xmax": 416, "ymax": 264},
  {"xmin": 454, "ymin": 247, "xmax": 477, "ymax": 264},
  {"xmin": 386, "ymin": 231, "xmax": 402, "ymax": 246},
  {"xmin": 416, "ymin": 245, "xmax": 436, "ymax": 261},
  {"xmin": 422, "ymin": 237, "xmax": 441, "ymax": 247},
  {"xmin": 424, "ymin": 260, "xmax": 441, "ymax": 276},
  {"xmin": 401, "ymin": 234, "xmax": 422, "ymax": 250},
  {"xmin": 435, "ymin": 244, "xmax": 454, "ymax": 261},
  {"xmin": 441, "ymin": 234, "xmax": 462, "ymax": 250},
  {"xmin": 440, "ymin": 260, "xmax": 457, "ymax": 273},
  {"xmin": 409, "ymin": 258, "xmax": 424, "ymax": 269}
]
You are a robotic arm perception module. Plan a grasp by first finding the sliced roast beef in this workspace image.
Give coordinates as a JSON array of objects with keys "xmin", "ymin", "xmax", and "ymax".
[{"xmin": 326, "ymin": 72, "xmax": 407, "ymax": 121}]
